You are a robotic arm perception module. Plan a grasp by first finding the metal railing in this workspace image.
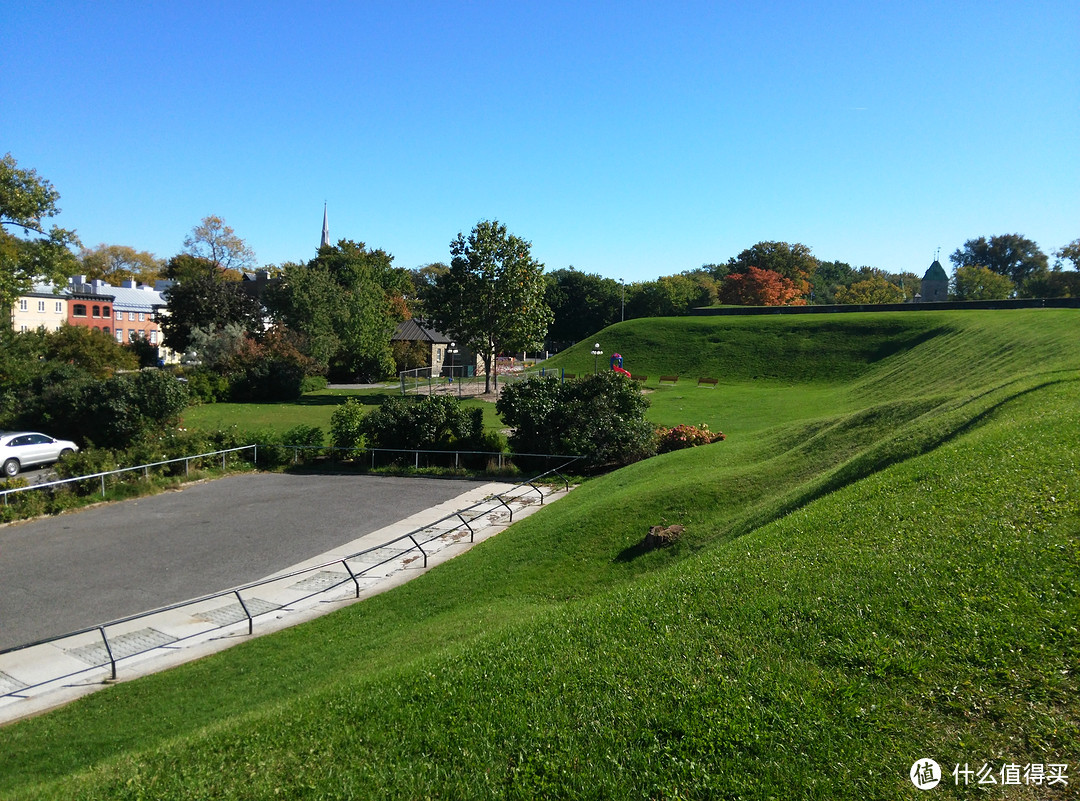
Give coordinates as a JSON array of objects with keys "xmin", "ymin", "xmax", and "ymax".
[
  {"xmin": 0, "ymin": 460, "xmax": 579, "ymax": 700},
  {"xmin": 0, "ymin": 446, "xmax": 257, "ymax": 506}
]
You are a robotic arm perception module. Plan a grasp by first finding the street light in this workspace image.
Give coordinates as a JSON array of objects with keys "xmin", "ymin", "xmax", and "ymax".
[
  {"xmin": 448, "ymin": 341, "xmax": 459, "ymax": 397},
  {"xmin": 591, "ymin": 342, "xmax": 603, "ymax": 375},
  {"xmin": 620, "ymin": 279, "xmax": 625, "ymax": 322}
]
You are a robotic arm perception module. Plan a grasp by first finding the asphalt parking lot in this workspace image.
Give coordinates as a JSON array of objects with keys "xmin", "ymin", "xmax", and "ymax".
[{"xmin": 0, "ymin": 473, "xmax": 485, "ymax": 650}]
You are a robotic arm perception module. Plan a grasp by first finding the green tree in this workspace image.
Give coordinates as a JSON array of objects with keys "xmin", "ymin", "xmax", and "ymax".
[
  {"xmin": 44, "ymin": 325, "xmax": 139, "ymax": 378},
  {"xmin": 952, "ymin": 264, "xmax": 1015, "ymax": 300},
  {"xmin": 182, "ymin": 215, "xmax": 256, "ymax": 275},
  {"xmin": 545, "ymin": 267, "xmax": 622, "ymax": 348},
  {"xmin": 0, "ymin": 153, "xmax": 81, "ymax": 309},
  {"xmin": 266, "ymin": 240, "xmax": 408, "ymax": 381},
  {"xmin": 497, "ymin": 372, "xmax": 655, "ymax": 471},
  {"xmin": 79, "ymin": 244, "xmax": 164, "ymax": 285},
  {"xmin": 159, "ymin": 272, "xmax": 265, "ymax": 353},
  {"xmin": 950, "ymin": 234, "xmax": 1048, "ymax": 288},
  {"xmin": 429, "ymin": 220, "xmax": 552, "ymax": 393},
  {"xmin": 834, "ymin": 275, "xmax": 904, "ymax": 304},
  {"xmin": 1054, "ymin": 239, "xmax": 1080, "ymax": 271}
]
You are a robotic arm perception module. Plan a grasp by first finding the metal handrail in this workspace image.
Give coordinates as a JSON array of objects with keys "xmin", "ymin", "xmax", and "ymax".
[
  {"xmin": 0, "ymin": 446, "xmax": 257, "ymax": 504},
  {"xmin": 0, "ymin": 459, "xmax": 581, "ymax": 700}
]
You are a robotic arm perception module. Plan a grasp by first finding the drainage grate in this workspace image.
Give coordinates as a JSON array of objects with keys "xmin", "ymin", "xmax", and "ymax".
[
  {"xmin": 0, "ymin": 671, "xmax": 27, "ymax": 694},
  {"xmin": 290, "ymin": 571, "xmax": 353, "ymax": 592},
  {"xmin": 192, "ymin": 597, "xmax": 280, "ymax": 627},
  {"xmin": 65, "ymin": 628, "xmax": 179, "ymax": 666}
]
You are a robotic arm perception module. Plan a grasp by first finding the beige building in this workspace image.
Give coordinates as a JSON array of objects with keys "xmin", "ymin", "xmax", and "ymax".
[{"xmin": 10, "ymin": 286, "xmax": 67, "ymax": 332}]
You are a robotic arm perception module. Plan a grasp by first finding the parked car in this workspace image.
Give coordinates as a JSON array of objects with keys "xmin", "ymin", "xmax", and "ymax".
[{"xmin": 0, "ymin": 432, "xmax": 79, "ymax": 477}]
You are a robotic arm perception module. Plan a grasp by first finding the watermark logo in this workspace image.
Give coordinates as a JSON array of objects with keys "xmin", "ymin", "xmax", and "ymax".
[{"xmin": 910, "ymin": 759, "xmax": 942, "ymax": 790}]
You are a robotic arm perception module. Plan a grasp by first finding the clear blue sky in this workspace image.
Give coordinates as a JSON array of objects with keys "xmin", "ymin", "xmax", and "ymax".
[{"xmin": 3, "ymin": 1, "xmax": 1076, "ymax": 282}]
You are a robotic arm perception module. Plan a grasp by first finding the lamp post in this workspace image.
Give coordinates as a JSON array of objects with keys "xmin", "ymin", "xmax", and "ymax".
[
  {"xmin": 620, "ymin": 279, "xmax": 625, "ymax": 322},
  {"xmin": 591, "ymin": 342, "xmax": 603, "ymax": 375},
  {"xmin": 448, "ymin": 341, "xmax": 459, "ymax": 398}
]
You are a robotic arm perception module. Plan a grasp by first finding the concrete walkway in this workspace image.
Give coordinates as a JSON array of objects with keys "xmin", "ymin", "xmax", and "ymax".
[{"xmin": 0, "ymin": 480, "xmax": 570, "ymax": 725}]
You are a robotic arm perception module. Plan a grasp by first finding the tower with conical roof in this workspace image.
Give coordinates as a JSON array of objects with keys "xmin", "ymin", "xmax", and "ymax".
[
  {"xmin": 920, "ymin": 258, "xmax": 949, "ymax": 302},
  {"xmin": 320, "ymin": 203, "xmax": 330, "ymax": 249}
]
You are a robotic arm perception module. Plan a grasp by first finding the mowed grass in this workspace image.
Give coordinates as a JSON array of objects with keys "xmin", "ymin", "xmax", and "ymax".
[
  {"xmin": 182, "ymin": 387, "xmax": 505, "ymax": 439},
  {"xmin": 1, "ymin": 309, "xmax": 1078, "ymax": 800}
]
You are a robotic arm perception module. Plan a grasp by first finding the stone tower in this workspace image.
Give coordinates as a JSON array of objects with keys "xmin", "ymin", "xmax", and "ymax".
[{"xmin": 920, "ymin": 259, "xmax": 949, "ymax": 302}]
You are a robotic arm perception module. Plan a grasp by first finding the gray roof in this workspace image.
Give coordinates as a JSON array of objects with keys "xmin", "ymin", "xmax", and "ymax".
[
  {"xmin": 66, "ymin": 278, "xmax": 165, "ymax": 312},
  {"xmin": 392, "ymin": 319, "xmax": 451, "ymax": 344}
]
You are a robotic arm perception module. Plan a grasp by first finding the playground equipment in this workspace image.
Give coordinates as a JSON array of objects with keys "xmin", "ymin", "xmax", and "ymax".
[{"xmin": 610, "ymin": 352, "xmax": 632, "ymax": 378}]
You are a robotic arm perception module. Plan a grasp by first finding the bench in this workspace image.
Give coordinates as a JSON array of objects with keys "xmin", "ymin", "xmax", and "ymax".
[
  {"xmin": 658, "ymin": 375, "xmax": 679, "ymax": 385},
  {"xmin": 562, "ymin": 373, "xmax": 576, "ymax": 379},
  {"xmin": 631, "ymin": 375, "xmax": 648, "ymax": 383},
  {"xmin": 697, "ymin": 377, "xmax": 719, "ymax": 387}
]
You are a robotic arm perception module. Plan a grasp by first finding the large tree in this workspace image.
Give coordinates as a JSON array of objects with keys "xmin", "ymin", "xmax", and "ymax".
[
  {"xmin": 544, "ymin": 267, "xmax": 622, "ymax": 349},
  {"xmin": 719, "ymin": 266, "xmax": 806, "ymax": 306},
  {"xmin": 834, "ymin": 274, "xmax": 904, "ymax": 304},
  {"xmin": 1054, "ymin": 239, "xmax": 1080, "ymax": 272},
  {"xmin": 159, "ymin": 272, "xmax": 265, "ymax": 353},
  {"xmin": 951, "ymin": 265, "xmax": 1015, "ymax": 300},
  {"xmin": 726, "ymin": 241, "xmax": 816, "ymax": 300},
  {"xmin": 0, "ymin": 153, "xmax": 80, "ymax": 309},
  {"xmin": 429, "ymin": 220, "xmax": 552, "ymax": 393},
  {"xmin": 265, "ymin": 240, "xmax": 408, "ymax": 381},
  {"xmin": 79, "ymin": 243, "xmax": 164, "ymax": 285},
  {"xmin": 950, "ymin": 234, "xmax": 1048, "ymax": 288},
  {"xmin": 182, "ymin": 215, "xmax": 256, "ymax": 276}
]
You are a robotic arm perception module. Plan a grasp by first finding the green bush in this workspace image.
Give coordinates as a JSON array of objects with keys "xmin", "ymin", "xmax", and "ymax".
[
  {"xmin": 183, "ymin": 368, "xmax": 232, "ymax": 404},
  {"xmin": 300, "ymin": 376, "xmax": 329, "ymax": 393},
  {"xmin": 497, "ymin": 372, "xmax": 657, "ymax": 471},
  {"xmin": 360, "ymin": 395, "xmax": 484, "ymax": 453},
  {"xmin": 330, "ymin": 398, "xmax": 368, "ymax": 456},
  {"xmin": 282, "ymin": 424, "xmax": 325, "ymax": 464}
]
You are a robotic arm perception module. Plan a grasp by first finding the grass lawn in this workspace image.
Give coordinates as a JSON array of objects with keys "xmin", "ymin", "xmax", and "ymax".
[
  {"xmin": 1, "ymin": 309, "xmax": 1077, "ymax": 800},
  {"xmin": 182, "ymin": 387, "xmax": 506, "ymax": 439}
]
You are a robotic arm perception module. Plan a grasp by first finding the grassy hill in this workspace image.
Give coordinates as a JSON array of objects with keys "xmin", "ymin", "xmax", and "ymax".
[{"xmin": 1, "ymin": 309, "xmax": 1077, "ymax": 799}]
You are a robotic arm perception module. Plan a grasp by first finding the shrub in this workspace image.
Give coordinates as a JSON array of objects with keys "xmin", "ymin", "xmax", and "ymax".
[
  {"xmin": 300, "ymin": 376, "xmax": 329, "ymax": 393},
  {"xmin": 655, "ymin": 424, "xmax": 726, "ymax": 454},
  {"xmin": 330, "ymin": 398, "xmax": 368, "ymax": 456},
  {"xmin": 497, "ymin": 372, "xmax": 657, "ymax": 471},
  {"xmin": 282, "ymin": 424, "xmax": 325, "ymax": 464},
  {"xmin": 360, "ymin": 395, "xmax": 484, "ymax": 453}
]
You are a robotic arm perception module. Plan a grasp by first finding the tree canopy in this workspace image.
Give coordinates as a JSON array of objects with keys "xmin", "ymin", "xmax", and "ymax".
[
  {"xmin": 79, "ymin": 243, "xmax": 164, "ymax": 285},
  {"xmin": 265, "ymin": 240, "xmax": 409, "ymax": 381},
  {"xmin": 834, "ymin": 274, "xmax": 904, "ymax": 304},
  {"xmin": 0, "ymin": 153, "xmax": 80, "ymax": 309},
  {"xmin": 429, "ymin": 221, "xmax": 552, "ymax": 393},
  {"xmin": 182, "ymin": 215, "xmax": 256, "ymax": 276},
  {"xmin": 719, "ymin": 266, "xmax": 806, "ymax": 306},
  {"xmin": 951, "ymin": 264, "xmax": 1016, "ymax": 301},
  {"xmin": 159, "ymin": 273, "xmax": 265, "ymax": 353},
  {"xmin": 950, "ymin": 234, "xmax": 1048, "ymax": 290}
]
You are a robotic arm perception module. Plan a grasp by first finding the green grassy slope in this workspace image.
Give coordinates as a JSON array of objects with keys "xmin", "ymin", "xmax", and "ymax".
[{"xmin": 2, "ymin": 309, "xmax": 1077, "ymax": 799}]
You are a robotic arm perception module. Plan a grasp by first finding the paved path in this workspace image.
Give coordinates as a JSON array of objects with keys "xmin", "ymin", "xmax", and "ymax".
[
  {"xmin": 0, "ymin": 476, "xmax": 568, "ymax": 724},
  {"xmin": 0, "ymin": 473, "xmax": 483, "ymax": 649}
]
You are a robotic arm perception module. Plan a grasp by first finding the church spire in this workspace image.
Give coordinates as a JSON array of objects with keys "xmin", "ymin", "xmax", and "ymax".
[{"xmin": 320, "ymin": 203, "xmax": 330, "ymax": 248}]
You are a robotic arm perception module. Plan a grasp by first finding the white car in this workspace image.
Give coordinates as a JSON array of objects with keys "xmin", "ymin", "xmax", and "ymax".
[{"xmin": 0, "ymin": 432, "xmax": 79, "ymax": 477}]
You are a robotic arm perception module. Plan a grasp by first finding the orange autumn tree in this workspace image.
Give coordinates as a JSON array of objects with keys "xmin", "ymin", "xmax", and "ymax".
[{"xmin": 719, "ymin": 266, "xmax": 807, "ymax": 306}]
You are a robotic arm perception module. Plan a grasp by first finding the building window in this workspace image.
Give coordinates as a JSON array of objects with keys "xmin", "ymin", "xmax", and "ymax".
[
  {"xmin": 138, "ymin": 312, "xmax": 145, "ymax": 322},
  {"xmin": 150, "ymin": 331, "xmax": 158, "ymax": 345},
  {"xmin": 116, "ymin": 310, "xmax": 123, "ymax": 321},
  {"xmin": 128, "ymin": 312, "xmax": 135, "ymax": 321},
  {"xmin": 116, "ymin": 330, "xmax": 124, "ymax": 343},
  {"xmin": 92, "ymin": 305, "xmax": 101, "ymax": 318},
  {"xmin": 19, "ymin": 299, "xmax": 28, "ymax": 311},
  {"xmin": 103, "ymin": 306, "xmax": 110, "ymax": 317},
  {"xmin": 104, "ymin": 326, "xmax": 110, "ymax": 335},
  {"xmin": 55, "ymin": 301, "xmax": 63, "ymax": 313},
  {"xmin": 129, "ymin": 329, "xmax": 137, "ymax": 342},
  {"xmin": 73, "ymin": 304, "xmax": 88, "ymax": 317},
  {"xmin": 38, "ymin": 300, "xmax": 46, "ymax": 312}
]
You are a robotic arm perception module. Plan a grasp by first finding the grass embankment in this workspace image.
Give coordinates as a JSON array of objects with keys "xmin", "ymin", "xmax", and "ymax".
[{"xmin": 1, "ymin": 310, "xmax": 1078, "ymax": 799}]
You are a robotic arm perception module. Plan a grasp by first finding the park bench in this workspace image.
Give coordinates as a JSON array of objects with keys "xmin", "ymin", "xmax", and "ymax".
[
  {"xmin": 658, "ymin": 375, "xmax": 679, "ymax": 385},
  {"xmin": 632, "ymin": 375, "xmax": 648, "ymax": 383},
  {"xmin": 563, "ymin": 373, "xmax": 576, "ymax": 379},
  {"xmin": 697, "ymin": 377, "xmax": 719, "ymax": 388}
]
